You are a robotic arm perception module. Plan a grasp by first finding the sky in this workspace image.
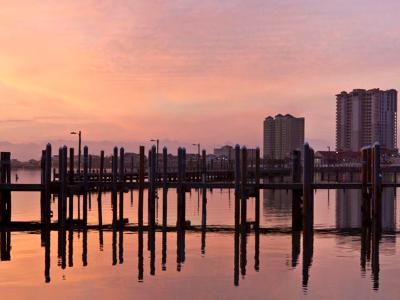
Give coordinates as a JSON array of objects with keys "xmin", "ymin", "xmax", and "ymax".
[{"xmin": 1, "ymin": 0, "xmax": 400, "ymax": 158}]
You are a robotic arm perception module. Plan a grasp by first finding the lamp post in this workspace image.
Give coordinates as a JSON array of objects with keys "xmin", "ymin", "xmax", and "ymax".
[
  {"xmin": 70, "ymin": 130, "xmax": 82, "ymax": 174},
  {"xmin": 150, "ymin": 139, "xmax": 159, "ymax": 172}
]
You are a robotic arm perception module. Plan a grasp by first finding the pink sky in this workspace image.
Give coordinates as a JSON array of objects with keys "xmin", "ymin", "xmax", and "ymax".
[{"xmin": 1, "ymin": 0, "xmax": 400, "ymax": 156}]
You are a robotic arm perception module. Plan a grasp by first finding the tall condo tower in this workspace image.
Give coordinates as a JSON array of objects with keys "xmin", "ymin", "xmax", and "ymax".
[{"xmin": 336, "ymin": 89, "xmax": 397, "ymax": 151}]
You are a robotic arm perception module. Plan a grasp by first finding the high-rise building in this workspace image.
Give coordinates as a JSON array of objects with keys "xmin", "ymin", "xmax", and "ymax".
[
  {"xmin": 263, "ymin": 114, "xmax": 305, "ymax": 160},
  {"xmin": 336, "ymin": 89, "xmax": 397, "ymax": 151}
]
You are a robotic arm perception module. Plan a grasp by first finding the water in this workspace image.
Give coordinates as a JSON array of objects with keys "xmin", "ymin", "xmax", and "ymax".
[{"xmin": 1, "ymin": 169, "xmax": 400, "ymax": 299}]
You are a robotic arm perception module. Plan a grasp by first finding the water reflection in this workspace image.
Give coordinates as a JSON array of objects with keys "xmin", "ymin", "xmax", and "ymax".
[
  {"xmin": 1, "ymin": 186, "xmax": 400, "ymax": 296},
  {"xmin": 336, "ymin": 188, "xmax": 396, "ymax": 230}
]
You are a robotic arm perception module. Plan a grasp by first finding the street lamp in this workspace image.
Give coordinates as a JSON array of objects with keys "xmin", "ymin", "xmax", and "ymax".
[
  {"xmin": 70, "ymin": 130, "xmax": 82, "ymax": 174},
  {"xmin": 192, "ymin": 143, "xmax": 200, "ymax": 174},
  {"xmin": 150, "ymin": 139, "xmax": 159, "ymax": 172}
]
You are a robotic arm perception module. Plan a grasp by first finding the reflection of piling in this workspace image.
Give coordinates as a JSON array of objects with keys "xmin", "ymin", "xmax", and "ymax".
[
  {"xmin": 138, "ymin": 222, "xmax": 144, "ymax": 282},
  {"xmin": 234, "ymin": 227, "xmax": 240, "ymax": 286},
  {"xmin": 291, "ymin": 231, "xmax": 301, "ymax": 268},
  {"xmin": 302, "ymin": 225, "xmax": 314, "ymax": 291},
  {"xmin": 360, "ymin": 225, "xmax": 370, "ymax": 275},
  {"xmin": 119, "ymin": 226, "xmax": 124, "ymax": 264},
  {"xmin": 371, "ymin": 225, "xmax": 380, "ymax": 291},
  {"xmin": 240, "ymin": 225, "xmax": 247, "ymax": 277},
  {"xmin": 44, "ymin": 228, "xmax": 51, "ymax": 283},
  {"xmin": 68, "ymin": 225, "xmax": 73, "ymax": 267},
  {"xmin": 292, "ymin": 150, "xmax": 302, "ymax": 230},
  {"xmin": 0, "ymin": 230, "xmax": 11, "ymax": 261}
]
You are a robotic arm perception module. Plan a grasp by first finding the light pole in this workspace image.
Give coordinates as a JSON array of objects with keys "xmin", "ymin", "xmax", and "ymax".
[
  {"xmin": 70, "ymin": 130, "xmax": 82, "ymax": 174},
  {"xmin": 150, "ymin": 139, "xmax": 159, "ymax": 172},
  {"xmin": 192, "ymin": 143, "xmax": 200, "ymax": 174}
]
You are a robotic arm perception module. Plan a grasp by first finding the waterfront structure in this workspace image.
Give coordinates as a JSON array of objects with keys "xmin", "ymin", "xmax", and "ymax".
[
  {"xmin": 263, "ymin": 114, "xmax": 305, "ymax": 160},
  {"xmin": 214, "ymin": 145, "xmax": 258, "ymax": 165},
  {"xmin": 336, "ymin": 88, "xmax": 397, "ymax": 152}
]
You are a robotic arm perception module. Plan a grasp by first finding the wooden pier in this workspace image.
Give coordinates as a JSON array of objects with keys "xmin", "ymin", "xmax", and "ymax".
[{"xmin": 0, "ymin": 142, "xmax": 388, "ymax": 235}]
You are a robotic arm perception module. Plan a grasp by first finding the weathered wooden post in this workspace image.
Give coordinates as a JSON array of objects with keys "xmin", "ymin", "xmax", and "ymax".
[
  {"xmin": 292, "ymin": 150, "xmax": 302, "ymax": 230},
  {"xmin": 83, "ymin": 146, "xmax": 89, "ymax": 226},
  {"xmin": 119, "ymin": 147, "xmax": 125, "ymax": 226},
  {"xmin": 69, "ymin": 148, "xmax": 74, "ymax": 223},
  {"xmin": 138, "ymin": 146, "xmax": 145, "ymax": 230},
  {"xmin": 372, "ymin": 143, "xmax": 382, "ymax": 231},
  {"xmin": 241, "ymin": 147, "xmax": 248, "ymax": 233},
  {"xmin": 177, "ymin": 148, "xmax": 183, "ymax": 228},
  {"xmin": 303, "ymin": 143, "xmax": 314, "ymax": 231},
  {"xmin": 361, "ymin": 147, "xmax": 371, "ymax": 227},
  {"xmin": 182, "ymin": 148, "xmax": 187, "ymax": 228},
  {"xmin": 162, "ymin": 147, "xmax": 168, "ymax": 230},
  {"xmin": 0, "ymin": 152, "xmax": 11, "ymax": 224},
  {"xmin": 234, "ymin": 145, "xmax": 241, "ymax": 231},
  {"xmin": 255, "ymin": 148, "xmax": 260, "ymax": 230},
  {"xmin": 60, "ymin": 146, "xmax": 68, "ymax": 227},
  {"xmin": 97, "ymin": 150, "xmax": 104, "ymax": 229},
  {"xmin": 112, "ymin": 147, "xmax": 118, "ymax": 228},
  {"xmin": 40, "ymin": 150, "xmax": 46, "ymax": 224},
  {"xmin": 44, "ymin": 144, "xmax": 52, "ymax": 226},
  {"xmin": 58, "ymin": 147, "xmax": 63, "ymax": 225}
]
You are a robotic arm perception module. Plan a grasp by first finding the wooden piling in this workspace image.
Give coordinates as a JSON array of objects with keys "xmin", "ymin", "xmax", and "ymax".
[
  {"xmin": 234, "ymin": 145, "xmax": 241, "ymax": 231},
  {"xmin": 162, "ymin": 147, "xmax": 168, "ymax": 230},
  {"xmin": 69, "ymin": 148, "xmax": 74, "ymax": 223},
  {"xmin": 83, "ymin": 146, "xmax": 89, "ymax": 226},
  {"xmin": 177, "ymin": 148, "xmax": 183, "ymax": 228},
  {"xmin": 255, "ymin": 148, "xmax": 260, "ymax": 230},
  {"xmin": 0, "ymin": 152, "xmax": 11, "ymax": 224},
  {"xmin": 138, "ymin": 146, "xmax": 145, "ymax": 229},
  {"xmin": 97, "ymin": 150, "xmax": 104, "ymax": 229},
  {"xmin": 112, "ymin": 147, "xmax": 118, "ymax": 228},
  {"xmin": 119, "ymin": 147, "xmax": 125, "ymax": 225},
  {"xmin": 40, "ymin": 150, "xmax": 46, "ymax": 224},
  {"xmin": 241, "ymin": 147, "xmax": 248, "ymax": 233},
  {"xmin": 372, "ymin": 143, "xmax": 382, "ymax": 231},
  {"xmin": 44, "ymin": 144, "xmax": 52, "ymax": 226},
  {"xmin": 292, "ymin": 150, "xmax": 302, "ymax": 230},
  {"xmin": 361, "ymin": 147, "xmax": 370, "ymax": 227},
  {"xmin": 303, "ymin": 143, "xmax": 314, "ymax": 231}
]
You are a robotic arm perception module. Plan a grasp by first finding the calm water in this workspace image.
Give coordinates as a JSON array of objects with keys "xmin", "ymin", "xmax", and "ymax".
[{"xmin": 1, "ymin": 170, "xmax": 400, "ymax": 299}]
